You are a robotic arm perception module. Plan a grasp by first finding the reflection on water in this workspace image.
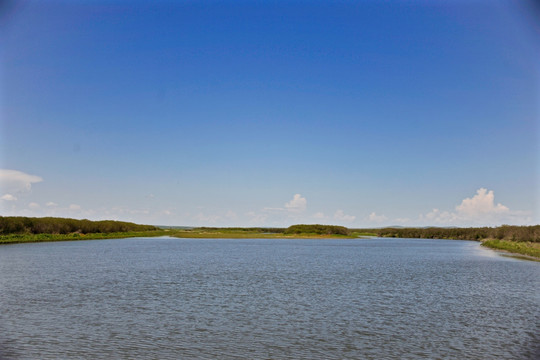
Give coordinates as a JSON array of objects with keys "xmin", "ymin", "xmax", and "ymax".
[{"xmin": 0, "ymin": 237, "xmax": 539, "ymax": 359}]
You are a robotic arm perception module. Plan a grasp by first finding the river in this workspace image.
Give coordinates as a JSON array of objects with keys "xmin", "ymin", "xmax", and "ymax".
[{"xmin": 0, "ymin": 237, "xmax": 538, "ymax": 359}]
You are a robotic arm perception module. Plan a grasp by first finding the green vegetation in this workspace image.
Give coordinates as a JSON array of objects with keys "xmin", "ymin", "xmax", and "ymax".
[
  {"xmin": 0, "ymin": 216, "xmax": 157, "ymax": 235},
  {"xmin": 283, "ymin": 224, "xmax": 351, "ymax": 236},
  {"xmin": 169, "ymin": 227, "xmax": 286, "ymax": 239},
  {"xmin": 0, "ymin": 217, "xmax": 355, "ymax": 244},
  {"xmin": 0, "ymin": 230, "xmax": 172, "ymax": 245},
  {"xmin": 363, "ymin": 225, "xmax": 540, "ymax": 243},
  {"xmin": 482, "ymin": 239, "xmax": 540, "ymax": 260},
  {"xmin": 0, "ymin": 216, "xmax": 162, "ymax": 244},
  {"xmin": 350, "ymin": 230, "xmax": 378, "ymax": 237},
  {"xmin": 358, "ymin": 225, "xmax": 540, "ymax": 260},
  {"xmin": 1, "ymin": 217, "xmax": 538, "ymax": 260},
  {"xmin": 168, "ymin": 225, "xmax": 353, "ymax": 239}
]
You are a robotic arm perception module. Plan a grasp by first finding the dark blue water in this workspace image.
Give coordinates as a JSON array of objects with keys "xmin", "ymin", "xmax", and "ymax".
[{"xmin": 0, "ymin": 237, "xmax": 538, "ymax": 359}]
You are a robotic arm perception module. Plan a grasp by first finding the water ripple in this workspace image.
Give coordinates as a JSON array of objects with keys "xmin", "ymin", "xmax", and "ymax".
[{"xmin": 0, "ymin": 237, "xmax": 538, "ymax": 359}]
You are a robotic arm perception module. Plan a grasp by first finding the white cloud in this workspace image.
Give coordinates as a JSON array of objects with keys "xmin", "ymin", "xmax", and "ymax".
[
  {"xmin": 455, "ymin": 188, "xmax": 509, "ymax": 217},
  {"xmin": 46, "ymin": 202, "xmax": 58, "ymax": 207},
  {"xmin": 246, "ymin": 211, "xmax": 268, "ymax": 225},
  {"xmin": 367, "ymin": 212, "xmax": 387, "ymax": 223},
  {"xmin": 1, "ymin": 194, "xmax": 17, "ymax": 201},
  {"xmin": 334, "ymin": 210, "xmax": 356, "ymax": 223},
  {"xmin": 421, "ymin": 208, "xmax": 456, "ymax": 224},
  {"xmin": 28, "ymin": 202, "xmax": 40, "ymax": 209},
  {"xmin": 313, "ymin": 212, "xmax": 326, "ymax": 219},
  {"xmin": 69, "ymin": 204, "xmax": 81, "ymax": 211},
  {"xmin": 418, "ymin": 188, "xmax": 531, "ymax": 226},
  {"xmin": 0, "ymin": 169, "xmax": 43, "ymax": 194},
  {"xmin": 285, "ymin": 194, "xmax": 307, "ymax": 213}
]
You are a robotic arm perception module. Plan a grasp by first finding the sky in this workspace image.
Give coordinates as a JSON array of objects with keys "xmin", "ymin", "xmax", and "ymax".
[{"xmin": 1, "ymin": 0, "xmax": 539, "ymax": 227}]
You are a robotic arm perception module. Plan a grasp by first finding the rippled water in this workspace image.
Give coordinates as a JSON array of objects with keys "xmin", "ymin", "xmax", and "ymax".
[{"xmin": 0, "ymin": 237, "xmax": 538, "ymax": 359}]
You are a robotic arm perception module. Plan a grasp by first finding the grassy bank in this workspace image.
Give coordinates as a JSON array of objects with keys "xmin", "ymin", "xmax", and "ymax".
[
  {"xmin": 0, "ymin": 216, "xmax": 166, "ymax": 245},
  {"xmin": 0, "ymin": 229, "xmax": 353, "ymax": 244},
  {"xmin": 0, "ymin": 221, "xmax": 355, "ymax": 245},
  {"xmin": 0, "ymin": 230, "xmax": 172, "ymax": 245},
  {"xmin": 0, "ymin": 216, "xmax": 157, "ymax": 235},
  {"xmin": 481, "ymin": 239, "xmax": 540, "ymax": 260},
  {"xmin": 169, "ymin": 228, "xmax": 353, "ymax": 239},
  {"xmin": 168, "ymin": 225, "xmax": 354, "ymax": 239},
  {"xmin": 359, "ymin": 225, "xmax": 540, "ymax": 260},
  {"xmin": 1, "ymin": 217, "xmax": 539, "ymax": 261},
  {"xmin": 365, "ymin": 225, "xmax": 540, "ymax": 242}
]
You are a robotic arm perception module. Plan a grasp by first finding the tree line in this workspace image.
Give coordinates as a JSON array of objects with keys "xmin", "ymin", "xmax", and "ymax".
[
  {"xmin": 284, "ymin": 224, "xmax": 351, "ymax": 236},
  {"xmin": 0, "ymin": 216, "xmax": 157, "ymax": 235},
  {"xmin": 357, "ymin": 225, "xmax": 540, "ymax": 242}
]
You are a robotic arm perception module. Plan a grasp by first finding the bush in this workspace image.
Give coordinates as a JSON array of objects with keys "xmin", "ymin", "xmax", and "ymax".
[
  {"xmin": 284, "ymin": 224, "xmax": 351, "ymax": 236},
  {"xmin": 0, "ymin": 216, "xmax": 157, "ymax": 235}
]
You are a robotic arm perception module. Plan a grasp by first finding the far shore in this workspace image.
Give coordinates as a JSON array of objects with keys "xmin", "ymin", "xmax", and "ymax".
[
  {"xmin": 2, "ymin": 231, "xmax": 539, "ymax": 262},
  {"xmin": 0, "ymin": 229, "xmax": 356, "ymax": 245},
  {"xmin": 1, "ymin": 217, "xmax": 538, "ymax": 261}
]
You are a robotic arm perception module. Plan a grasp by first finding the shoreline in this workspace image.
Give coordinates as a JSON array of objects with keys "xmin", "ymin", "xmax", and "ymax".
[
  {"xmin": 480, "ymin": 239, "xmax": 540, "ymax": 262},
  {"xmin": 2, "ymin": 232, "xmax": 539, "ymax": 262},
  {"xmin": 0, "ymin": 230, "xmax": 354, "ymax": 245}
]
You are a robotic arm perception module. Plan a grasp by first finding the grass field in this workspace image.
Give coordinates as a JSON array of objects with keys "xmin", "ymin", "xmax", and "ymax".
[
  {"xmin": 481, "ymin": 239, "xmax": 540, "ymax": 261},
  {"xmin": 0, "ymin": 226, "xmax": 354, "ymax": 245}
]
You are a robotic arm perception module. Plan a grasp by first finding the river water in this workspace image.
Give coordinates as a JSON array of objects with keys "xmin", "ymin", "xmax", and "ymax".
[{"xmin": 0, "ymin": 237, "xmax": 538, "ymax": 359}]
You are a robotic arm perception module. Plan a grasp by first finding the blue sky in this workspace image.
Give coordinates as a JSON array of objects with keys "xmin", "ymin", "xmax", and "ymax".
[{"xmin": 1, "ymin": 0, "xmax": 538, "ymax": 227}]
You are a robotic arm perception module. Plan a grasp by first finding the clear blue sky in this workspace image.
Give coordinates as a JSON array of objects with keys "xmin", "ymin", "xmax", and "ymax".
[{"xmin": 1, "ymin": 0, "xmax": 538, "ymax": 227}]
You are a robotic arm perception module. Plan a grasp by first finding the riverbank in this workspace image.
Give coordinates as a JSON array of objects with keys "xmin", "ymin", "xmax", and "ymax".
[
  {"xmin": 481, "ymin": 239, "xmax": 540, "ymax": 261},
  {"xmin": 1, "ymin": 218, "xmax": 539, "ymax": 261},
  {"xmin": 5, "ymin": 231, "xmax": 540, "ymax": 261},
  {"xmin": 359, "ymin": 225, "xmax": 540, "ymax": 261},
  {"xmin": 0, "ymin": 224, "xmax": 355, "ymax": 245},
  {"xmin": 169, "ymin": 227, "xmax": 354, "ymax": 239},
  {"xmin": 0, "ymin": 230, "xmax": 172, "ymax": 245}
]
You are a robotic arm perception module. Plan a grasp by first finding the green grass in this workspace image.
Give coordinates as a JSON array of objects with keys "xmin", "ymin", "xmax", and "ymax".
[
  {"xmin": 0, "ymin": 230, "xmax": 172, "ymax": 245},
  {"xmin": 0, "ymin": 227, "xmax": 355, "ymax": 244},
  {"xmin": 169, "ymin": 228, "xmax": 354, "ymax": 239},
  {"xmin": 482, "ymin": 239, "xmax": 540, "ymax": 260}
]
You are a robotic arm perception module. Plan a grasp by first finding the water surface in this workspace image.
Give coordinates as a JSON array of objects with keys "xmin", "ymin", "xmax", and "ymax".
[{"xmin": 0, "ymin": 237, "xmax": 538, "ymax": 359}]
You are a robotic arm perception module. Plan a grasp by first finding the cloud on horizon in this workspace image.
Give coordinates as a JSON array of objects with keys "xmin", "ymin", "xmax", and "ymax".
[
  {"xmin": 0, "ymin": 182, "xmax": 533, "ymax": 228},
  {"xmin": 419, "ymin": 188, "xmax": 531, "ymax": 226},
  {"xmin": 0, "ymin": 169, "xmax": 43, "ymax": 195},
  {"xmin": 1, "ymin": 194, "xmax": 17, "ymax": 201},
  {"xmin": 334, "ymin": 210, "xmax": 356, "ymax": 223},
  {"xmin": 367, "ymin": 212, "xmax": 388, "ymax": 223},
  {"xmin": 285, "ymin": 194, "xmax": 307, "ymax": 213}
]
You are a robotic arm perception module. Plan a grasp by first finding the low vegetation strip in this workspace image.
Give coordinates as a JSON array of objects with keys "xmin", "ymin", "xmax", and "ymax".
[
  {"xmin": 0, "ymin": 230, "xmax": 171, "ymax": 245},
  {"xmin": 0, "ymin": 216, "xmax": 157, "ymax": 235},
  {"xmin": 284, "ymin": 224, "xmax": 351, "ymax": 236},
  {"xmin": 167, "ymin": 225, "xmax": 353, "ymax": 238},
  {"xmin": 481, "ymin": 239, "xmax": 540, "ymax": 260},
  {"xmin": 357, "ymin": 225, "xmax": 540, "ymax": 260},
  {"xmin": 360, "ymin": 225, "xmax": 540, "ymax": 243},
  {"xmin": 169, "ymin": 225, "xmax": 353, "ymax": 239},
  {"xmin": 1, "ymin": 217, "xmax": 539, "ymax": 260}
]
